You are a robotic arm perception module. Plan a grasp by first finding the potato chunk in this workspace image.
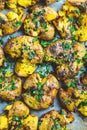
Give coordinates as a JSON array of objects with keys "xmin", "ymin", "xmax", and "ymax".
[{"xmin": 23, "ymin": 73, "xmax": 59, "ymax": 110}]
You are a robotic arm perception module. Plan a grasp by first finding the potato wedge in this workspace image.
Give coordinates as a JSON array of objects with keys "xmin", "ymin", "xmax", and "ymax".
[{"xmin": 23, "ymin": 73, "xmax": 59, "ymax": 110}]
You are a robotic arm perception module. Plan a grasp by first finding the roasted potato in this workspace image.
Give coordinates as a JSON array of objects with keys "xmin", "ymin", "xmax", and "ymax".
[
  {"xmin": 0, "ymin": 45, "xmax": 4, "ymax": 66},
  {"xmin": 0, "ymin": 75, "xmax": 22, "ymax": 101},
  {"xmin": 24, "ymin": 6, "xmax": 57, "ymax": 40},
  {"xmin": 67, "ymin": 0, "xmax": 87, "ymax": 6},
  {"xmin": 4, "ymin": 36, "xmax": 44, "ymax": 64},
  {"xmin": 45, "ymin": 39, "xmax": 86, "ymax": 79},
  {"xmin": 5, "ymin": 101, "xmax": 30, "ymax": 117},
  {"xmin": 38, "ymin": 109, "xmax": 74, "ymax": 130},
  {"xmin": 78, "ymin": 99, "xmax": 87, "ymax": 117},
  {"xmin": 15, "ymin": 58, "xmax": 36, "ymax": 77},
  {"xmin": 0, "ymin": 114, "xmax": 8, "ymax": 130},
  {"xmin": 0, "ymin": 7, "xmax": 26, "ymax": 36},
  {"xmin": 58, "ymin": 74, "xmax": 87, "ymax": 115},
  {"xmin": 44, "ymin": 0, "xmax": 56, "ymax": 5},
  {"xmin": 53, "ymin": 1, "xmax": 87, "ymax": 42},
  {"xmin": 6, "ymin": 0, "xmax": 39, "ymax": 8},
  {"xmin": 58, "ymin": 88, "xmax": 75, "ymax": 112},
  {"xmin": 23, "ymin": 73, "xmax": 59, "ymax": 110},
  {"xmin": 0, "ymin": 0, "xmax": 6, "ymax": 10},
  {"xmin": 4, "ymin": 101, "xmax": 38, "ymax": 130},
  {"xmin": 22, "ymin": 114, "xmax": 38, "ymax": 130}
]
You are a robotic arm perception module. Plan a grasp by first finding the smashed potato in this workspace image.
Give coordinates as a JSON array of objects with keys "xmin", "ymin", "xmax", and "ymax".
[
  {"xmin": 15, "ymin": 58, "xmax": 36, "ymax": 77},
  {"xmin": 58, "ymin": 74, "xmax": 87, "ymax": 116},
  {"xmin": 45, "ymin": 39, "xmax": 86, "ymax": 79},
  {"xmin": 23, "ymin": 73, "xmax": 59, "ymax": 110},
  {"xmin": 67, "ymin": 0, "xmax": 87, "ymax": 6},
  {"xmin": 53, "ymin": 1, "xmax": 87, "ymax": 42},
  {"xmin": 0, "ymin": 7, "xmax": 26, "ymax": 36},
  {"xmin": 0, "ymin": 75, "xmax": 22, "ymax": 101},
  {"xmin": 4, "ymin": 36, "xmax": 44, "ymax": 64},
  {"xmin": 6, "ymin": 0, "xmax": 39, "ymax": 8},
  {"xmin": 38, "ymin": 109, "xmax": 74, "ymax": 130},
  {"xmin": 24, "ymin": 6, "xmax": 57, "ymax": 40},
  {"xmin": 3, "ymin": 101, "xmax": 38, "ymax": 130}
]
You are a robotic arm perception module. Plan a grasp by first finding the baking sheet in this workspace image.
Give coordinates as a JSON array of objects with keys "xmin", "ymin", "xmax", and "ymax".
[{"xmin": 0, "ymin": 0, "xmax": 87, "ymax": 129}]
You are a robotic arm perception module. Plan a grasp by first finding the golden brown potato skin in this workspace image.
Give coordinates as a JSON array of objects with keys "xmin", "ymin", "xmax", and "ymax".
[
  {"xmin": 68, "ymin": 0, "xmax": 87, "ymax": 6},
  {"xmin": 4, "ymin": 36, "xmax": 44, "ymax": 64},
  {"xmin": 23, "ymin": 73, "xmax": 59, "ymax": 110},
  {"xmin": 4, "ymin": 101, "xmax": 38, "ymax": 130},
  {"xmin": 45, "ymin": 0, "xmax": 56, "ymax": 5},
  {"xmin": 0, "ymin": 7, "xmax": 26, "ymax": 36},
  {"xmin": 53, "ymin": 1, "xmax": 87, "ymax": 42},
  {"xmin": 24, "ymin": 6, "xmax": 57, "ymax": 40},
  {"xmin": 0, "ymin": 45, "xmax": 4, "ymax": 66},
  {"xmin": 0, "ymin": 0, "xmax": 6, "ymax": 10},
  {"xmin": 0, "ymin": 75, "xmax": 22, "ymax": 101},
  {"xmin": 45, "ymin": 40, "xmax": 86, "ymax": 79},
  {"xmin": 58, "ymin": 74, "xmax": 87, "ymax": 116},
  {"xmin": 38, "ymin": 109, "xmax": 74, "ymax": 130}
]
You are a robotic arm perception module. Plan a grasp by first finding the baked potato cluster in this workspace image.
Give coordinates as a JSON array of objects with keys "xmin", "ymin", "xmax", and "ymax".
[
  {"xmin": 58, "ymin": 73, "xmax": 87, "ymax": 116},
  {"xmin": 53, "ymin": 1, "xmax": 87, "ymax": 42},
  {"xmin": 0, "ymin": 100, "xmax": 74, "ymax": 130},
  {"xmin": 45, "ymin": 39, "xmax": 86, "ymax": 79},
  {"xmin": 0, "ymin": 0, "xmax": 87, "ymax": 130},
  {"xmin": 0, "ymin": 7, "xmax": 26, "ymax": 36},
  {"xmin": 23, "ymin": 72, "xmax": 59, "ymax": 109}
]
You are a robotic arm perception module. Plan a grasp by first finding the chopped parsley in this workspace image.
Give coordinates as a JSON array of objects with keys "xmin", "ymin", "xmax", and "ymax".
[
  {"xmin": 36, "ymin": 63, "xmax": 52, "ymax": 78},
  {"xmin": 13, "ymin": 21, "xmax": 23, "ymax": 27},
  {"xmin": 28, "ymin": 50, "xmax": 37, "ymax": 60}
]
